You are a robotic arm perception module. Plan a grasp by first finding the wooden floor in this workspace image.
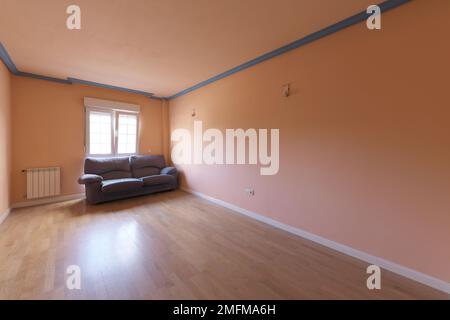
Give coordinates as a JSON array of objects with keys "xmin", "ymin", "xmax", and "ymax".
[{"xmin": 0, "ymin": 190, "xmax": 447, "ymax": 300}]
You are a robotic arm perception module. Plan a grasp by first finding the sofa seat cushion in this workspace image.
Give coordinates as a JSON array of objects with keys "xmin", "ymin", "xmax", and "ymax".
[
  {"xmin": 101, "ymin": 178, "xmax": 144, "ymax": 193},
  {"xmin": 141, "ymin": 174, "xmax": 175, "ymax": 186}
]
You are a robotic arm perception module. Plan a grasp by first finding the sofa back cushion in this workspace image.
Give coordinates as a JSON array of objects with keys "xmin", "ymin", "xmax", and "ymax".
[
  {"xmin": 84, "ymin": 157, "xmax": 131, "ymax": 180},
  {"xmin": 130, "ymin": 155, "xmax": 166, "ymax": 178}
]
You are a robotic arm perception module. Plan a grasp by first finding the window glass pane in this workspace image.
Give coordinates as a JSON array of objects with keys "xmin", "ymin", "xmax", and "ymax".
[
  {"xmin": 89, "ymin": 111, "xmax": 112, "ymax": 154},
  {"xmin": 117, "ymin": 114, "xmax": 138, "ymax": 154}
]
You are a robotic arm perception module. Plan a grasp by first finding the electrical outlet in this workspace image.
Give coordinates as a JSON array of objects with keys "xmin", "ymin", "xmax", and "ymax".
[{"xmin": 245, "ymin": 188, "xmax": 255, "ymax": 196}]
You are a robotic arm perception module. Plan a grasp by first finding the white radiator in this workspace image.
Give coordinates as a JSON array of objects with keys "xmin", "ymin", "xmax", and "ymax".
[{"xmin": 25, "ymin": 167, "xmax": 61, "ymax": 200}]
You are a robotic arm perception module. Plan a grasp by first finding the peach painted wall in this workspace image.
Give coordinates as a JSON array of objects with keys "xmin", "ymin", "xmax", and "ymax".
[
  {"xmin": 169, "ymin": 0, "xmax": 450, "ymax": 282},
  {"xmin": 11, "ymin": 76, "xmax": 164, "ymax": 204},
  {"xmin": 0, "ymin": 62, "xmax": 11, "ymax": 214}
]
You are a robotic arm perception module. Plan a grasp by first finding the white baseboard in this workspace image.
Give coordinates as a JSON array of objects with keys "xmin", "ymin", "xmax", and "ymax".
[
  {"xmin": 180, "ymin": 187, "xmax": 450, "ymax": 294},
  {"xmin": 0, "ymin": 208, "xmax": 11, "ymax": 225},
  {"xmin": 11, "ymin": 193, "xmax": 85, "ymax": 209}
]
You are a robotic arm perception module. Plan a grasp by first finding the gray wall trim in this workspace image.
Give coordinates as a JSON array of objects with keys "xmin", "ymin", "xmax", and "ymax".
[
  {"xmin": 0, "ymin": 42, "xmax": 155, "ymax": 98},
  {"xmin": 1, "ymin": 0, "xmax": 410, "ymax": 100},
  {"xmin": 0, "ymin": 42, "xmax": 18, "ymax": 74},
  {"xmin": 67, "ymin": 78, "xmax": 154, "ymax": 97},
  {"xmin": 168, "ymin": 0, "xmax": 410, "ymax": 100},
  {"xmin": 17, "ymin": 71, "xmax": 72, "ymax": 84}
]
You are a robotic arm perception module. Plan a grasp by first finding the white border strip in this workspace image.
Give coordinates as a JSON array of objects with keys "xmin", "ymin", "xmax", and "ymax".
[
  {"xmin": 11, "ymin": 193, "xmax": 85, "ymax": 209},
  {"xmin": 181, "ymin": 187, "xmax": 450, "ymax": 294},
  {"xmin": 84, "ymin": 97, "xmax": 140, "ymax": 113},
  {"xmin": 0, "ymin": 208, "xmax": 11, "ymax": 225}
]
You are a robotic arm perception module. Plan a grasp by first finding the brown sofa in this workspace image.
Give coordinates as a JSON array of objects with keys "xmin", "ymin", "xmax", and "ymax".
[{"xmin": 78, "ymin": 155, "xmax": 178, "ymax": 204}]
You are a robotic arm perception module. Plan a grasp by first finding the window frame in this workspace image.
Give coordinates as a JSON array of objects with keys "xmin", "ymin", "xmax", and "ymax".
[
  {"xmin": 115, "ymin": 111, "xmax": 140, "ymax": 156},
  {"xmin": 85, "ymin": 106, "xmax": 140, "ymax": 157}
]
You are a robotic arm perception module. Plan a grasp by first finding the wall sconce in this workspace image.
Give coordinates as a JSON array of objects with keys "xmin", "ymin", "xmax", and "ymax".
[
  {"xmin": 191, "ymin": 108, "xmax": 196, "ymax": 117},
  {"xmin": 282, "ymin": 84, "xmax": 290, "ymax": 97}
]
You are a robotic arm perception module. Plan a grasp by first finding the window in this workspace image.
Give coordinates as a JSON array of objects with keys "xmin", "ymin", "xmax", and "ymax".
[
  {"xmin": 85, "ymin": 98, "xmax": 140, "ymax": 156},
  {"xmin": 117, "ymin": 113, "xmax": 138, "ymax": 154},
  {"xmin": 88, "ymin": 110, "xmax": 113, "ymax": 155}
]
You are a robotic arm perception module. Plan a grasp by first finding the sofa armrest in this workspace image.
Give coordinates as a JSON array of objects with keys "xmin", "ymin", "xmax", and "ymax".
[
  {"xmin": 78, "ymin": 174, "xmax": 103, "ymax": 185},
  {"xmin": 161, "ymin": 166, "xmax": 177, "ymax": 176}
]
